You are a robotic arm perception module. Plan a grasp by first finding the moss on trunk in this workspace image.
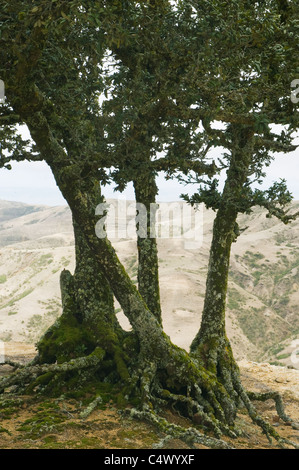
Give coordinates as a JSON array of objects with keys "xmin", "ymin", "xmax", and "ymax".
[
  {"xmin": 133, "ymin": 172, "xmax": 162, "ymax": 324},
  {"xmin": 36, "ymin": 207, "xmax": 133, "ymax": 388}
]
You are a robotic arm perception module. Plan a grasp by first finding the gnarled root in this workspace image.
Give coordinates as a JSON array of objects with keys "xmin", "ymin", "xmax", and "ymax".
[
  {"xmin": 0, "ymin": 347, "xmax": 105, "ymax": 395},
  {"xmin": 117, "ymin": 350, "xmax": 242, "ymax": 448},
  {"xmin": 1, "ymin": 339, "xmax": 297, "ymax": 449},
  {"xmin": 246, "ymin": 390, "xmax": 293, "ymax": 425},
  {"xmin": 232, "ymin": 371, "xmax": 299, "ymax": 449},
  {"xmin": 124, "ymin": 341, "xmax": 299, "ymax": 449},
  {"xmin": 128, "ymin": 406, "xmax": 234, "ymax": 449}
]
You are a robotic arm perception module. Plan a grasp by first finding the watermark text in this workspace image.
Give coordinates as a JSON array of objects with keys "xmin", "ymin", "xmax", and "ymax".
[{"xmin": 95, "ymin": 200, "xmax": 203, "ymax": 249}]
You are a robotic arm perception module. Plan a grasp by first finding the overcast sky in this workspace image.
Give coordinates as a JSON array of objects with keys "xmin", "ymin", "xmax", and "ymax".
[{"xmin": 0, "ymin": 144, "xmax": 298, "ymax": 207}]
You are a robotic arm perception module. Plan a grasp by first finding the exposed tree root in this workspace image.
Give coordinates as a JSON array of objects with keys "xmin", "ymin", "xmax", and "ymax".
[
  {"xmin": 120, "ymin": 348, "xmax": 298, "ymax": 449},
  {"xmin": 128, "ymin": 406, "xmax": 234, "ymax": 449},
  {"xmin": 79, "ymin": 396, "xmax": 103, "ymax": 419},
  {"xmin": 246, "ymin": 390, "xmax": 293, "ymax": 423},
  {"xmin": 1, "ymin": 360, "xmax": 24, "ymax": 370},
  {"xmin": 0, "ymin": 347, "xmax": 105, "ymax": 395},
  {"xmin": 232, "ymin": 370, "xmax": 299, "ymax": 449},
  {"xmin": 0, "ymin": 346, "xmax": 298, "ymax": 449}
]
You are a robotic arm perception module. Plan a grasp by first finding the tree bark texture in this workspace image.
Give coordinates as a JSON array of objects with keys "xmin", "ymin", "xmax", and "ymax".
[{"xmin": 133, "ymin": 171, "xmax": 162, "ymax": 324}]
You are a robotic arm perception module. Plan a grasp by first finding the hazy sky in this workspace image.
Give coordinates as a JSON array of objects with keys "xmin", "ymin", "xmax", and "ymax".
[{"xmin": 0, "ymin": 145, "xmax": 298, "ymax": 206}]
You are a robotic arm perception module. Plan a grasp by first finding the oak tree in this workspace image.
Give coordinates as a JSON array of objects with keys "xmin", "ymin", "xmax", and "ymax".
[{"xmin": 0, "ymin": 0, "xmax": 298, "ymax": 448}]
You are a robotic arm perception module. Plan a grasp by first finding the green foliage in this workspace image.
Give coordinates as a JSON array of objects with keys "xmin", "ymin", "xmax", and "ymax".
[{"xmin": 1, "ymin": 0, "xmax": 297, "ymax": 222}]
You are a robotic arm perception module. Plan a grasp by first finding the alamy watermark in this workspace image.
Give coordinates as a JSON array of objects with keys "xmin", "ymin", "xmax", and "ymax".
[
  {"xmin": 0, "ymin": 80, "xmax": 5, "ymax": 103},
  {"xmin": 95, "ymin": 200, "xmax": 203, "ymax": 249},
  {"xmin": 291, "ymin": 79, "xmax": 299, "ymax": 104}
]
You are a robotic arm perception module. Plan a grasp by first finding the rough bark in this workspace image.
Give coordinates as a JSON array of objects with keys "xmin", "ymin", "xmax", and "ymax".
[
  {"xmin": 188, "ymin": 128, "xmax": 254, "ymax": 419},
  {"xmin": 34, "ymin": 197, "xmax": 134, "ymax": 391},
  {"xmin": 133, "ymin": 171, "xmax": 162, "ymax": 324},
  {"xmin": 35, "ymin": 218, "xmax": 124, "ymax": 363}
]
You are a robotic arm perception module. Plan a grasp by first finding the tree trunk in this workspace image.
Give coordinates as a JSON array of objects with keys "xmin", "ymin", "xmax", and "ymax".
[
  {"xmin": 189, "ymin": 126, "xmax": 255, "ymax": 421},
  {"xmin": 36, "ymin": 217, "xmax": 122, "ymax": 361},
  {"xmin": 34, "ymin": 190, "xmax": 135, "ymax": 392},
  {"xmin": 133, "ymin": 171, "xmax": 162, "ymax": 324},
  {"xmin": 190, "ymin": 201, "xmax": 239, "ymax": 366}
]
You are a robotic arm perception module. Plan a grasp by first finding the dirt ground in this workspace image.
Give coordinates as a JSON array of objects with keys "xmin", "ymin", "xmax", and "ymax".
[{"xmin": 0, "ymin": 343, "xmax": 298, "ymax": 450}]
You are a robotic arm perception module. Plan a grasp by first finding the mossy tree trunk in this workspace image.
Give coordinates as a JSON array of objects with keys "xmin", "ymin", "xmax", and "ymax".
[
  {"xmin": 189, "ymin": 126, "xmax": 256, "ymax": 420},
  {"xmin": 27, "ymin": 154, "xmax": 241, "ymax": 435},
  {"xmin": 133, "ymin": 170, "xmax": 162, "ymax": 324},
  {"xmin": 36, "ymin": 218, "xmax": 123, "ymax": 362},
  {"xmin": 34, "ymin": 189, "xmax": 134, "ymax": 392}
]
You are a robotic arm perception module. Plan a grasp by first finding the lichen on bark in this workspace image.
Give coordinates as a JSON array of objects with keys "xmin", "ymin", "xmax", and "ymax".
[{"xmin": 133, "ymin": 170, "xmax": 162, "ymax": 324}]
